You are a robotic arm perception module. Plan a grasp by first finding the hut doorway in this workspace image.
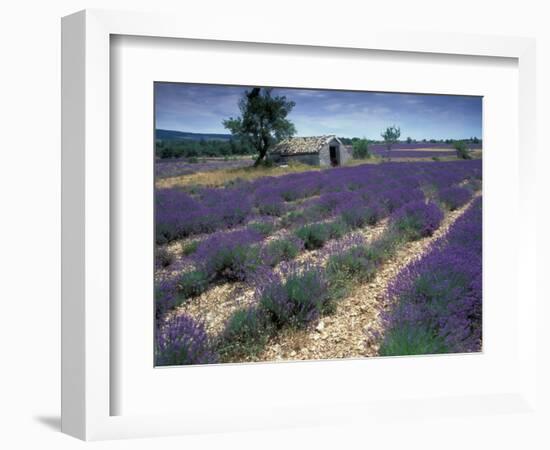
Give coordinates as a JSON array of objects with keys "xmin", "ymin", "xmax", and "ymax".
[{"xmin": 329, "ymin": 145, "xmax": 338, "ymax": 166}]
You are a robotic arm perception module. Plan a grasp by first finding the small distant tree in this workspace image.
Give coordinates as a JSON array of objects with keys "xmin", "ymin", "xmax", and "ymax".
[
  {"xmin": 381, "ymin": 125, "xmax": 401, "ymax": 160},
  {"xmin": 352, "ymin": 138, "xmax": 370, "ymax": 159},
  {"xmin": 406, "ymin": 136, "xmax": 413, "ymax": 144},
  {"xmin": 453, "ymin": 140, "xmax": 472, "ymax": 159},
  {"xmin": 223, "ymin": 87, "xmax": 296, "ymax": 167}
]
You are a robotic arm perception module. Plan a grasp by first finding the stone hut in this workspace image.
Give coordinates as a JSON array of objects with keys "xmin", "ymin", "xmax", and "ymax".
[{"xmin": 269, "ymin": 135, "xmax": 352, "ymax": 167}]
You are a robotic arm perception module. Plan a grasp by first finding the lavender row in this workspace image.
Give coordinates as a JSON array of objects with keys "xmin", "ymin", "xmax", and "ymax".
[{"xmin": 377, "ymin": 196, "xmax": 482, "ymax": 355}]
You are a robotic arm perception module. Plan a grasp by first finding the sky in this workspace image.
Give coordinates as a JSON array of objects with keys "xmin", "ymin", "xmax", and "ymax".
[{"xmin": 155, "ymin": 82, "xmax": 482, "ymax": 140}]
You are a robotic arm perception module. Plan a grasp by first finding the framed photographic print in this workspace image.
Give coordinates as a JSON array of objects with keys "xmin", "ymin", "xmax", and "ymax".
[{"xmin": 62, "ymin": 9, "xmax": 538, "ymax": 441}]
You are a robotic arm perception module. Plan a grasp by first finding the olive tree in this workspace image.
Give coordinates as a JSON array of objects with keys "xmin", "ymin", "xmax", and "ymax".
[{"xmin": 223, "ymin": 88, "xmax": 296, "ymax": 167}]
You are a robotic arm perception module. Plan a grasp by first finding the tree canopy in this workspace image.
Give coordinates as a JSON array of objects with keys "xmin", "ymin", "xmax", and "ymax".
[
  {"xmin": 352, "ymin": 138, "xmax": 370, "ymax": 159},
  {"xmin": 453, "ymin": 140, "xmax": 472, "ymax": 160},
  {"xmin": 223, "ymin": 88, "xmax": 296, "ymax": 167},
  {"xmin": 381, "ymin": 125, "xmax": 401, "ymax": 160},
  {"xmin": 381, "ymin": 125, "xmax": 401, "ymax": 148}
]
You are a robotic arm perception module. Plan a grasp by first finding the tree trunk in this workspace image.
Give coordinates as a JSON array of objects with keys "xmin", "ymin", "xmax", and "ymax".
[
  {"xmin": 253, "ymin": 136, "xmax": 270, "ymax": 167},
  {"xmin": 253, "ymin": 145, "xmax": 268, "ymax": 167}
]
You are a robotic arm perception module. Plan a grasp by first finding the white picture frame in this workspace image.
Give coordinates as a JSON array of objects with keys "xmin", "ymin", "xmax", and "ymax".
[{"xmin": 61, "ymin": 9, "xmax": 538, "ymax": 441}]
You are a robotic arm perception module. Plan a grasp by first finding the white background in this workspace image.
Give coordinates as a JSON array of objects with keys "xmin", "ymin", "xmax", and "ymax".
[{"xmin": 1, "ymin": 0, "xmax": 548, "ymax": 449}]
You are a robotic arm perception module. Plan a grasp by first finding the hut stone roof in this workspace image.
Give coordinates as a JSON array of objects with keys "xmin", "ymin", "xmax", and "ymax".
[{"xmin": 270, "ymin": 135, "xmax": 339, "ymax": 155}]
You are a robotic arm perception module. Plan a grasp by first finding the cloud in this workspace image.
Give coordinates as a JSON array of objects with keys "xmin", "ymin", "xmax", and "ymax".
[{"xmin": 323, "ymin": 103, "xmax": 345, "ymax": 112}]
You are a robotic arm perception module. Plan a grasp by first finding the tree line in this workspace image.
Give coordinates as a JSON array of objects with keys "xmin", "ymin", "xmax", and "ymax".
[
  {"xmin": 156, "ymin": 134, "xmax": 482, "ymax": 160},
  {"xmin": 155, "ymin": 138, "xmax": 257, "ymax": 159},
  {"xmin": 339, "ymin": 136, "xmax": 482, "ymax": 145}
]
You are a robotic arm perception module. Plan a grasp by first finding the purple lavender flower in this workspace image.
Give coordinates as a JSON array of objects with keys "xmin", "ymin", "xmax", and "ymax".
[
  {"xmin": 438, "ymin": 186, "xmax": 472, "ymax": 211},
  {"xmin": 254, "ymin": 186, "xmax": 286, "ymax": 216},
  {"xmin": 155, "ymin": 314, "xmax": 218, "ymax": 366},
  {"xmin": 279, "ymin": 178, "xmax": 321, "ymax": 202},
  {"xmin": 260, "ymin": 235, "xmax": 305, "ymax": 267},
  {"xmin": 155, "ymin": 277, "xmax": 179, "ymax": 322},
  {"xmin": 256, "ymin": 262, "xmax": 330, "ymax": 328},
  {"xmin": 380, "ymin": 187, "xmax": 425, "ymax": 213},
  {"xmin": 337, "ymin": 194, "xmax": 385, "ymax": 228},
  {"xmin": 193, "ymin": 228, "xmax": 263, "ymax": 281},
  {"xmin": 390, "ymin": 200, "xmax": 444, "ymax": 239},
  {"xmin": 247, "ymin": 216, "xmax": 279, "ymax": 237},
  {"xmin": 155, "ymin": 186, "xmax": 252, "ymax": 243}
]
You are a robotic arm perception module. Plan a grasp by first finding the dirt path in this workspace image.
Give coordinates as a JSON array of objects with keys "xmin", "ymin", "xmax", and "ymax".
[{"xmin": 254, "ymin": 194, "xmax": 481, "ymax": 362}]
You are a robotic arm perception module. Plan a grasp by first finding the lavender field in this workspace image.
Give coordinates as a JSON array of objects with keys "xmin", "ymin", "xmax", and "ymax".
[
  {"xmin": 368, "ymin": 142, "xmax": 482, "ymax": 159},
  {"xmin": 156, "ymin": 157, "xmax": 253, "ymax": 179},
  {"xmin": 154, "ymin": 159, "xmax": 482, "ymax": 365}
]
